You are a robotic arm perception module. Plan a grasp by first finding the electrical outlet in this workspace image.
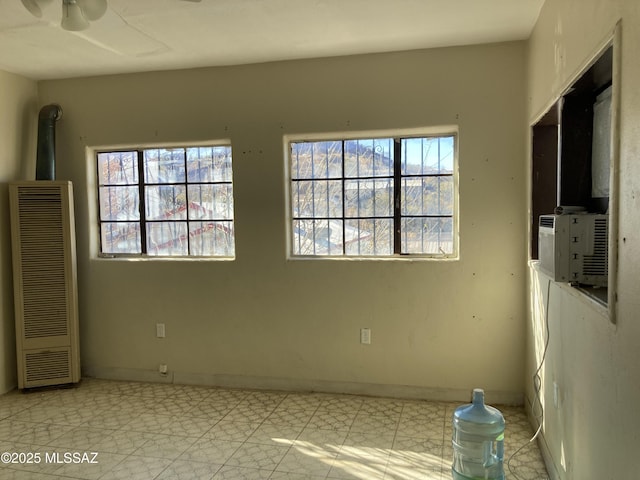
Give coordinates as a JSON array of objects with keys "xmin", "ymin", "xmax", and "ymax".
[
  {"xmin": 360, "ymin": 328, "xmax": 371, "ymax": 345},
  {"xmin": 159, "ymin": 364, "xmax": 168, "ymax": 375},
  {"xmin": 156, "ymin": 323, "xmax": 165, "ymax": 338}
]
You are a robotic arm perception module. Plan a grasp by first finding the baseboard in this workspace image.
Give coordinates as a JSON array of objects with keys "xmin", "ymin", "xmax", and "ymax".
[{"xmin": 82, "ymin": 365, "xmax": 523, "ymax": 405}]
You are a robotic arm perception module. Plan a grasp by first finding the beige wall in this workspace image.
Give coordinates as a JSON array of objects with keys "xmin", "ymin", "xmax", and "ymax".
[
  {"xmin": 37, "ymin": 42, "xmax": 527, "ymax": 402},
  {"xmin": 0, "ymin": 70, "xmax": 38, "ymax": 393},
  {"xmin": 527, "ymin": 0, "xmax": 640, "ymax": 478}
]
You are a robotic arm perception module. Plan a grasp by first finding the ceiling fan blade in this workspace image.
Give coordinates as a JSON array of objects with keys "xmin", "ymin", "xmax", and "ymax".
[{"xmin": 20, "ymin": 0, "xmax": 53, "ymax": 18}]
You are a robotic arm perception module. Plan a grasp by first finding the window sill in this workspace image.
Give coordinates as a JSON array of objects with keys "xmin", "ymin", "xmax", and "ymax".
[
  {"xmin": 287, "ymin": 254, "xmax": 459, "ymax": 262},
  {"xmin": 529, "ymin": 260, "xmax": 609, "ymax": 317},
  {"xmin": 94, "ymin": 255, "xmax": 235, "ymax": 262}
]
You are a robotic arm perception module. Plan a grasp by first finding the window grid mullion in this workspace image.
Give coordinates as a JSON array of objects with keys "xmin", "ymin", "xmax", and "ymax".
[
  {"xmin": 294, "ymin": 145, "xmax": 302, "ymax": 255},
  {"xmin": 341, "ymin": 140, "xmax": 347, "ymax": 255},
  {"xmin": 311, "ymin": 146, "xmax": 317, "ymax": 255},
  {"xmin": 372, "ymin": 140, "xmax": 377, "ymax": 254},
  {"xmin": 137, "ymin": 150, "xmax": 147, "ymax": 254},
  {"xmin": 393, "ymin": 139, "xmax": 402, "ymax": 254},
  {"xmin": 356, "ymin": 141, "xmax": 361, "ymax": 255},
  {"xmin": 438, "ymin": 138, "xmax": 442, "ymax": 248},
  {"xmin": 421, "ymin": 140, "xmax": 425, "ymax": 253},
  {"xmin": 181, "ymin": 148, "xmax": 192, "ymax": 255}
]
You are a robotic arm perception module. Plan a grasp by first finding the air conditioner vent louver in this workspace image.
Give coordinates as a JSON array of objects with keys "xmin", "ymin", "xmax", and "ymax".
[
  {"xmin": 539, "ymin": 216, "xmax": 555, "ymax": 228},
  {"xmin": 10, "ymin": 181, "xmax": 80, "ymax": 389},
  {"xmin": 583, "ymin": 218, "xmax": 608, "ymax": 276}
]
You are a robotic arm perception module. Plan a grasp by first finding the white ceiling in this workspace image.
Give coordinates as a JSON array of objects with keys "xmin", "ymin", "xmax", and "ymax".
[{"xmin": 0, "ymin": 0, "xmax": 544, "ymax": 80}]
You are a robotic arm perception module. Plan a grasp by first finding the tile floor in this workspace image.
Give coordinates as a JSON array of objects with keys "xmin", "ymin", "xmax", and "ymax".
[{"xmin": 0, "ymin": 378, "xmax": 549, "ymax": 480}]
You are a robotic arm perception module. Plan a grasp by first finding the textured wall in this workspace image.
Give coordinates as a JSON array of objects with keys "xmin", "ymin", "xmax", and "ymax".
[
  {"xmin": 38, "ymin": 42, "xmax": 527, "ymax": 402},
  {"xmin": 527, "ymin": 1, "xmax": 640, "ymax": 478},
  {"xmin": 0, "ymin": 70, "xmax": 38, "ymax": 393}
]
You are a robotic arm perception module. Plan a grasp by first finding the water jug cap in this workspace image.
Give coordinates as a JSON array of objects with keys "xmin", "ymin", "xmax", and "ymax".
[{"xmin": 472, "ymin": 388, "xmax": 485, "ymax": 405}]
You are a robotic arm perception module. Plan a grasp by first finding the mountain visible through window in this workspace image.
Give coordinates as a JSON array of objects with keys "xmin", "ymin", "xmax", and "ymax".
[{"xmin": 290, "ymin": 134, "xmax": 456, "ymax": 257}]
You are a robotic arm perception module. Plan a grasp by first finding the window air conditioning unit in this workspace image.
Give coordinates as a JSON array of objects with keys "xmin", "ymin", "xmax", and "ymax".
[
  {"xmin": 9, "ymin": 181, "xmax": 80, "ymax": 389},
  {"xmin": 538, "ymin": 213, "xmax": 608, "ymax": 287}
]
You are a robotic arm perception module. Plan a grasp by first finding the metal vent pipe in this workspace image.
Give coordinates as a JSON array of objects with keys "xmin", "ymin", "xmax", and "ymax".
[{"xmin": 35, "ymin": 104, "xmax": 63, "ymax": 181}]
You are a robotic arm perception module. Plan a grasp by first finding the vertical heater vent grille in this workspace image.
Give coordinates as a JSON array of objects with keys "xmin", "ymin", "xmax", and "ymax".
[
  {"xmin": 10, "ymin": 181, "xmax": 80, "ymax": 389},
  {"xmin": 17, "ymin": 187, "xmax": 69, "ymax": 339},
  {"xmin": 25, "ymin": 349, "xmax": 71, "ymax": 384}
]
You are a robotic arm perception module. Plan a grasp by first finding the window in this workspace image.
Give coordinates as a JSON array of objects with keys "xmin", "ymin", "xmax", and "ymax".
[
  {"xmin": 97, "ymin": 145, "xmax": 235, "ymax": 257},
  {"xmin": 289, "ymin": 134, "xmax": 457, "ymax": 257},
  {"xmin": 530, "ymin": 36, "xmax": 619, "ymax": 319}
]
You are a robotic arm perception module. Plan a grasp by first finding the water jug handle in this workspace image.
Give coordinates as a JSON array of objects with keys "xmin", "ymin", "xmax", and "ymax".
[{"xmin": 482, "ymin": 440, "xmax": 494, "ymax": 467}]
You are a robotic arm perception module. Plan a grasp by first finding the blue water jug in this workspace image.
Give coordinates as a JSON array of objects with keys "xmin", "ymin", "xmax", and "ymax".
[{"xmin": 452, "ymin": 388, "xmax": 505, "ymax": 480}]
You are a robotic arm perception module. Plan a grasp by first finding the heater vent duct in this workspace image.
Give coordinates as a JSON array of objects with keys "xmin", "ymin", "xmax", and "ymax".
[{"xmin": 35, "ymin": 104, "xmax": 63, "ymax": 181}]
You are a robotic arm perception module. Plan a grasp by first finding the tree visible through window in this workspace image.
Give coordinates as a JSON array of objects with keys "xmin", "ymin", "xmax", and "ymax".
[
  {"xmin": 97, "ymin": 146, "xmax": 235, "ymax": 257},
  {"xmin": 290, "ymin": 135, "xmax": 456, "ymax": 257}
]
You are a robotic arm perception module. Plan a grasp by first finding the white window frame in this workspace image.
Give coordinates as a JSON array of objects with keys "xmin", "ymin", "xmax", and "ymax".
[
  {"xmin": 285, "ymin": 127, "xmax": 459, "ymax": 260},
  {"xmin": 95, "ymin": 142, "xmax": 235, "ymax": 259}
]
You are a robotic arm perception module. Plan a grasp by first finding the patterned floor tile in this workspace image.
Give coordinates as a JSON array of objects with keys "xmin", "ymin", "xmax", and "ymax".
[
  {"xmin": 98, "ymin": 455, "xmax": 171, "ymax": 479},
  {"xmin": 50, "ymin": 451, "xmax": 127, "ymax": 480},
  {"xmin": 0, "ymin": 405, "xmax": 29, "ymax": 421},
  {"xmin": 163, "ymin": 416, "xmax": 218, "ymax": 437},
  {"xmin": 133, "ymin": 433, "xmax": 199, "ymax": 459},
  {"xmin": 82, "ymin": 410, "xmax": 137, "ymax": 430},
  {"xmin": 275, "ymin": 446, "xmax": 335, "ymax": 477},
  {"xmin": 12, "ymin": 424, "xmax": 74, "ymax": 446},
  {"xmin": 92, "ymin": 429, "xmax": 150, "ymax": 455},
  {"xmin": 392, "ymin": 435, "xmax": 443, "ymax": 455},
  {"xmin": 264, "ymin": 408, "xmax": 315, "ymax": 428},
  {"xmin": 180, "ymin": 438, "xmax": 243, "ymax": 464},
  {"xmin": 0, "ymin": 421, "xmax": 35, "ymax": 442},
  {"xmin": 224, "ymin": 405, "xmax": 274, "ymax": 423},
  {"xmin": 47, "ymin": 407, "xmax": 102, "ymax": 426},
  {"xmin": 203, "ymin": 421, "xmax": 259, "ymax": 442},
  {"xmin": 148, "ymin": 397, "xmax": 196, "ymax": 416},
  {"xmin": 171, "ymin": 385, "xmax": 216, "ymax": 403},
  {"xmin": 344, "ymin": 431, "xmax": 395, "ymax": 450},
  {"xmin": 359, "ymin": 399, "xmax": 404, "ymax": 418},
  {"xmin": 120, "ymin": 413, "xmax": 172, "ymax": 433},
  {"xmin": 206, "ymin": 389, "xmax": 248, "ymax": 404},
  {"xmin": 10, "ymin": 407, "xmax": 62, "ymax": 424},
  {"xmin": 275, "ymin": 394, "xmax": 323, "ymax": 412},
  {"xmin": 268, "ymin": 472, "xmax": 327, "ymax": 480},
  {"xmin": 46, "ymin": 427, "xmax": 111, "ymax": 450},
  {"xmin": 155, "ymin": 459, "xmax": 221, "ymax": 479},
  {"xmin": 245, "ymin": 424, "xmax": 301, "ymax": 446},
  {"xmin": 0, "ymin": 469, "xmax": 63, "ymax": 479},
  {"xmin": 294, "ymin": 427, "xmax": 347, "ymax": 449},
  {"xmin": 225, "ymin": 443, "xmax": 289, "ymax": 471},
  {"xmin": 211, "ymin": 465, "xmax": 272, "ymax": 479},
  {"xmin": 350, "ymin": 413, "xmax": 399, "ymax": 434},
  {"xmin": 307, "ymin": 411, "xmax": 355, "ymax": 431},
  {"xmin": 318, "ymin": 397, "xmax": 363, "ymax": 414},
  {"xmin": 0, "ymin": 379, "xmax": 549, "ymax": 480},
  {"xmin": 328, "ymin": 453, "xmax": 387, "ymax": 480}
]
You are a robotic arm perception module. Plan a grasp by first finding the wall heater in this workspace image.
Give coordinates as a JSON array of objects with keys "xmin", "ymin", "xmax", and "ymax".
[{"xmin": 9, "ymin": 181, "xmax": 80, "ymax": 389}]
